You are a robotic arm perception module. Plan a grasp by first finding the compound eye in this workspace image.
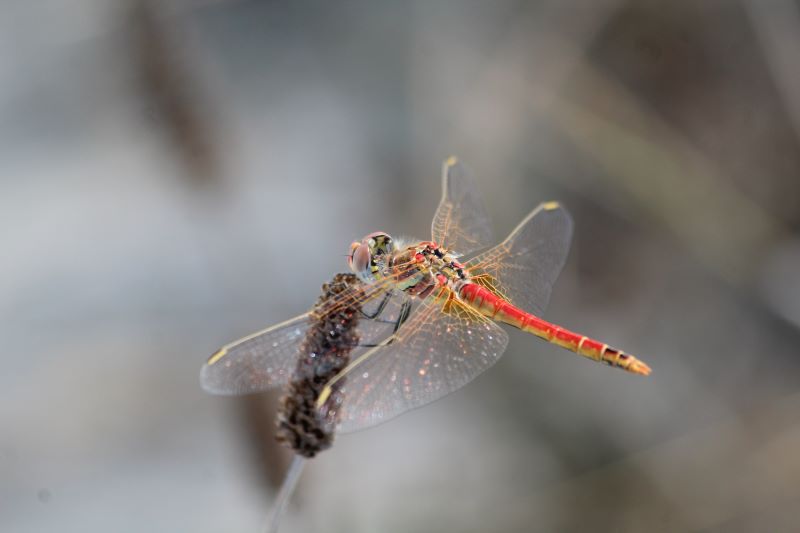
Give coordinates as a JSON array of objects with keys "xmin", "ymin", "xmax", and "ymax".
[
  {"xmin": 366, "ymin": 232, "xmax": 394, "ymax": 256},
  {"xmin": 348, "ymin": 241, "xmax": 359, "ymax": 267},
  {"xmin": 351, "ymin": 243, "xmax": 371, "ymax": 274}
]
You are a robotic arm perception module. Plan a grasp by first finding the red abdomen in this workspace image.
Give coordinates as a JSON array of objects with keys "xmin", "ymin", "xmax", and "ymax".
[{"xmin": 458, "ymin": 283, "xmax": 650, "ymax": 375}]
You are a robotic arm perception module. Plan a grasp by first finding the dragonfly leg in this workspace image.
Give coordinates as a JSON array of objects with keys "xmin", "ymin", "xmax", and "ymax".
[
  {"xmin": 351, "ymin": 300, "xmax": 413, "ymax": 348},
  {"xmin": 394, "ymin": 300, "xmax": 412, "ymax": 334},
  {"xmin": 358, "ymin": 291, "xmax": 393, "ymax": 320}
]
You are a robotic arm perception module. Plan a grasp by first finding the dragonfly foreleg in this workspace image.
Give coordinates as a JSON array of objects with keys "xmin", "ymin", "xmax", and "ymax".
[
  {"xmin": 346, "ymin": 300, "xmax": 413, "ymax": 348},
  {"xmin": 358, "ymin": 290, "xmax": 394, "ymax": 320},
  {"xmin": 392, "ymin": 300, "xmax": 412, "ymax": 335}
]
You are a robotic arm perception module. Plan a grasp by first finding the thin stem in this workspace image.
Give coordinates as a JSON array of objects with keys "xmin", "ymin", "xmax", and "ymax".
[{"xmin": 263, "ymin": 455, "xmax": 306, "ymax": 533}]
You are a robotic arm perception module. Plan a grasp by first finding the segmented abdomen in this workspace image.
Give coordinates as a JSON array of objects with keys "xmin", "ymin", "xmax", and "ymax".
[{"xmin": 458, "ymin": 283, "xmax": 651, "ymax": 376}]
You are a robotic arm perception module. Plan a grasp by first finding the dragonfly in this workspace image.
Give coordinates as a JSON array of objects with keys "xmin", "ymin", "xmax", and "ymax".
[{"xmin": 201, "ymin": 157, "xmax": 651, "ymax": 437}]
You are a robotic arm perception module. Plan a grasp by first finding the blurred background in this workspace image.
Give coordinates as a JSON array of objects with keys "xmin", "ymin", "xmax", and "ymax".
[{"xmin": 3, "ymin": 1, "xmax": 800, "ymax": 531}]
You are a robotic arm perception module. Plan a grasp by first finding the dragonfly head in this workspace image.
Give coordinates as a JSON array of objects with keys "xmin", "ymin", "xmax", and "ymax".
[{"xmin": 348, "ymin": 231, "xmax": 394, "ymax": 282}]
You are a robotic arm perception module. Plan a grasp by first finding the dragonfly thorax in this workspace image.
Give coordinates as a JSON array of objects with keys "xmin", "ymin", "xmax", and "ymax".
[
  {"xmin": 384, "ymin": 241, "xmax": 469, "ymax": 298},
  {"xmin": 348, "ymin": 231, "xmax": 469, "ymax": 297}
]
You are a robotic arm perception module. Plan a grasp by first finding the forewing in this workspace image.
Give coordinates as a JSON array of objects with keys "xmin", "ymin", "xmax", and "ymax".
[
  {"xmin": 431, "ymin": 157, "xmax": 494, "ymax": 256},
  {"xmin": 334, "ymin": 291, "xmax": 509, "ymax": 432},
  {"xmin": 201, "ymin": 286, "xmax": 410, "ymax": 396},
  {"xmin": 466, "ymin": 202, "xmax": 573, "ymax": 316},
  {"xmin": 200, "ymin": 314, "xmax": 310, "ymax": 395}
]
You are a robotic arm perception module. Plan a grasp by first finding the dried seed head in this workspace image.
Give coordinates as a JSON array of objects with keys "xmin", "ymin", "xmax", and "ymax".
[{"xmin": 275, "ymin": 273, "xmax": 364, "ymax": 457}]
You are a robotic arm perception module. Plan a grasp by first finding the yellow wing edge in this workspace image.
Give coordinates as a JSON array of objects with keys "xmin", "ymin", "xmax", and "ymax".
[{"xmin": 205, "ymin": 313, "xmax": 310, "ymax": 366}]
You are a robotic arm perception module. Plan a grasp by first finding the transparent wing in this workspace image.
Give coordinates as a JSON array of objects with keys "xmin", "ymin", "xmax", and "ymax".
[
  {"xmin": 430, "ymin": 157, "xmax": 495, "ymax": 256},
  {"xmin": 332, "ymin": 290, "xmax": 509, "ymax": 432},
  {"xmin": 201, "ymin": 314, "xmax": 311, "ymax": 395},
  {"xmin": 465, "ymin": 202, "xmax": 573, "ymax": 317},
  {"xmin": 200, "ymin": 286, "xmax": 411, "ymax": 396}
]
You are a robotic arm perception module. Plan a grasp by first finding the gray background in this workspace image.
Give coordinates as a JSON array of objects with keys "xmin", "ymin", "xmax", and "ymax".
[{"xmin": 3, "ymin": 1, "xmax": 800, "ymax": 532}]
